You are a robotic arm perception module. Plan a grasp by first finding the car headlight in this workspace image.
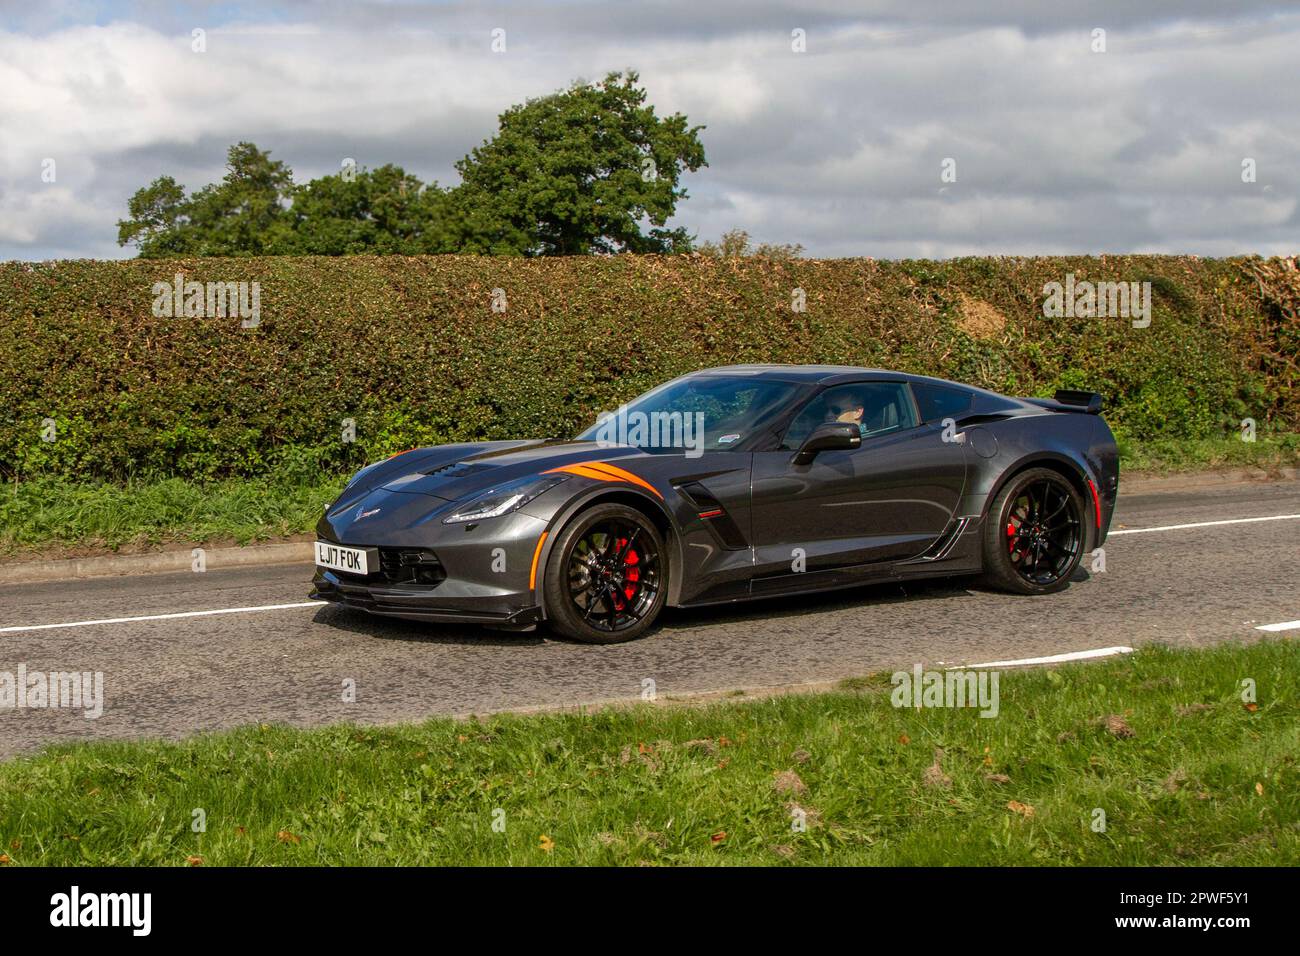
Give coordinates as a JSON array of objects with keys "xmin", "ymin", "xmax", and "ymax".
[{"xmin": 442, "ymin": 474, "xmax": 570, "ymax": 524}]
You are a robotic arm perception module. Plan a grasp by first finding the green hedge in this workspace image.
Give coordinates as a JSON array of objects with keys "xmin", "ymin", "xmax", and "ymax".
[{"xmin": 1, "ymin": 254, "xmax": 1295, "ymax": 482}]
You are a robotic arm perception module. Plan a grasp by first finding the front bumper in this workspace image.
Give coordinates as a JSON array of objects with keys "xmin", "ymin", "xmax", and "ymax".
[
  {"xmin": 310, "ymin": 498, "xmax": 552, "ymax": 628},
  {"xmin": 311, "ymin": 569, "xmax": 544, "ymax": 626}
]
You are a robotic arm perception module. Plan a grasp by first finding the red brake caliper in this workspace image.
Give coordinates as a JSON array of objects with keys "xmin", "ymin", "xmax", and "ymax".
[
  {"xmin": 606, "ymin": 537, "xmax": 640, "ymax": 611},
  {"xmin": 621, "ymin": 537, "xmax": 640, "ymax": 602},
  {"xmin": 1006, "ymin": 519, "xmax": 1022, "ymax": 558}
]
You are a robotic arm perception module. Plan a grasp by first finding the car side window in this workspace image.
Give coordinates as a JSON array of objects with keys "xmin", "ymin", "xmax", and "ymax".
[
  {"xmin": 779, "ymin": 383, "xmax": 918, "ymax": 450},
  {"xmin": 912, "ymin": 383, "xmax": 973, "ymax": 423}
]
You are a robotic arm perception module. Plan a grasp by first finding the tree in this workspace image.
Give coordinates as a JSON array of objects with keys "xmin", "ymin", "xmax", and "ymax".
[
  {"xmin": 696, "ymin": 229, "xmax": 804, "ymax": 260},
  {"xmin": 117, "ymin": 142, "xmax": 295, "ymax": 257},
  {"xmin": 286, "ymin": 164, "xmax": 443, "ymax": 255},
  {"xmin": 116, "ymin": 73, "xmax": 708, "ymax": 257},
  {"xmin": 445, "ymin": 71, "xmax": 707, "ymax": 255},
  {"xmin": 116, "ymin": 176, "xmax": 189, "ymax": 254}
]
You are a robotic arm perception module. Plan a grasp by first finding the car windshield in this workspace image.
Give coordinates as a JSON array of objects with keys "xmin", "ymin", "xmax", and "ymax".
[{"xmin": 574, "ymin": 375, "xmax": 807, "ymax": 454}]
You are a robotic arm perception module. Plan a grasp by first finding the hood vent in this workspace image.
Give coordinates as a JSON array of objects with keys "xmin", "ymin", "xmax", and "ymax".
[{"xmin": 422, "ymin": 460, "xmax": 497, "ymax": 478}]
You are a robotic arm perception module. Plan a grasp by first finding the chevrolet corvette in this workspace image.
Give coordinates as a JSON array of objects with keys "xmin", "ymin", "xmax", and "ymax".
[{"xmin": 312, "ymin": 365, "xmax": 1119, "ymax": 643}]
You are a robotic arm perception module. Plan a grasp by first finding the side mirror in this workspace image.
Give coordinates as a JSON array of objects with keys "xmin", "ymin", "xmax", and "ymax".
[{"xmin": 792, "ymin": 422, "xmax": 861, "ymax": 465}]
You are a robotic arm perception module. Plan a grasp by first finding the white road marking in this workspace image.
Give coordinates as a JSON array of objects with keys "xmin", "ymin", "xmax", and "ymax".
[
  {"xmin": 951, "ymin": 646, "xmax": 1135, "ymax": 669},
  {"xmin": 1108, "ymin": 513, "xmax": 1300, "ymax": 535},
  {"xmin": 0, "ymin": 601, "xmax": 325, "ymax": 634},
  {"xmin": 1255, "ymin": 620, "xmax": 1300, "ymax": 632}
]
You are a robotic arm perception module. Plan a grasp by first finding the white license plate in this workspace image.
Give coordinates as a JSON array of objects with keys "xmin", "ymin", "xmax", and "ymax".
[{"xmin": 315, "ymin": 541, "xmax": 376, "ymax": 575}]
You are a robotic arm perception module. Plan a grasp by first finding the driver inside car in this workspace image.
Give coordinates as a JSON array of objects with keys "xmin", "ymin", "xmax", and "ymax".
[{"xmin": 825, "ymin": 392, "xmax": 868, "ymax": 438}]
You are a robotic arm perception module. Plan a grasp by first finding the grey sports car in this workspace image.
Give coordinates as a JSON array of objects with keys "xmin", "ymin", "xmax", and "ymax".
[{"xmin": 311, "ymin": 365, "xmax": 1119, "ymax": 643}]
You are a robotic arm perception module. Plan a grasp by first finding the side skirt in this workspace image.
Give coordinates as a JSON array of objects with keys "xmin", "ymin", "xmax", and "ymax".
[{"xmin": 673, "ymin": 520, "xmax": 985, "ymax": 610}]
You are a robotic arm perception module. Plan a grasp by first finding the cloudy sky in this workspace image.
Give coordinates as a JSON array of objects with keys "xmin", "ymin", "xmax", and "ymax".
[{"xmin": 1, "ymin": 0, "xmax": 1296, "ymax": 261}]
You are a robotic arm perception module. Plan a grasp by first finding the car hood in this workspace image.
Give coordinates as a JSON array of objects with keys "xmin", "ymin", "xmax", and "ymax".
[
  {"xmin": 320, "ymin": 439, "xmax": 665, "ymax": 543},
  {"xmin": 344, "ymin": 439, "xmax": 657, "ymax": 503}
]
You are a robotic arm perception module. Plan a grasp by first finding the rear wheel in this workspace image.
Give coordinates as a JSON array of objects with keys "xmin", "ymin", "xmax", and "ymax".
[
  {"xmin": 543, "ymin": 503, "xmax": 667, "ymax": 643},
  {"xmin": 981, "ymin": 467, "xmax": 1085, "ymax": 594}
]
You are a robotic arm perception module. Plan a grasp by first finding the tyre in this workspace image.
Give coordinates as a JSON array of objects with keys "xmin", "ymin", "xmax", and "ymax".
[
  {"xmin": 543, "ymin": 503, "xmax": 667, "ymax": 643},
  {"xmin": 980, "ymin": 467, "xmax": 1086, "ymax": 595}
]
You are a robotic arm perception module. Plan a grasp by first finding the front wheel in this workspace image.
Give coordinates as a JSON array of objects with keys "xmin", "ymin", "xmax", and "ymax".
[
  {"xmin": 543, "ymin": 503, "xmax": 667, "ymax": 643},
  {"xmin": 980, "ymin": 467, "xmax": 1086, "ymax": 595}
]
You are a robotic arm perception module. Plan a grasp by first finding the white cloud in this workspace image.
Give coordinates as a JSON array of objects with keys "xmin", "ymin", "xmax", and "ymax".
[{"xmin": 0, "ymin": 3, "xmax": 1297, "ymax": 260}]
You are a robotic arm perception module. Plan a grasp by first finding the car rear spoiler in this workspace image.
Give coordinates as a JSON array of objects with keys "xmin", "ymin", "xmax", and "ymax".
[{"xmin": 1022, "ymin": 389, "xmax": 1104, "ymax": 415}]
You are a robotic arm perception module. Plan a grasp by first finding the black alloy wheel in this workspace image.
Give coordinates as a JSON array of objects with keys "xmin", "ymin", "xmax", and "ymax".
[
  {"xmin": 544, "ymin": 503, "xmax": 667, "ymax": 643},
  {"xmin": 981, "ymin": 467, "xmax": 1086, "ymax": 594}
]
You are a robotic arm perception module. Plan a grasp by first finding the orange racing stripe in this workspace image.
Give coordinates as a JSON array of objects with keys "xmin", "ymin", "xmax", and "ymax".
[
  {"xmin": 554, "ymin": 463, "xmax": 622, "ymax": 482},
  {"xmin": 542, "ymin": 461, "xmax": 665, "ymax": 500},
  {"xmin": 571, "ymin": 460, "xmax": 665, "ymax": 499}
]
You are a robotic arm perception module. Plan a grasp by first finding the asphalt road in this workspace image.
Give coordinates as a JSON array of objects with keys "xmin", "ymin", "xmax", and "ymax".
[{"xmin": 1, "ymin": 475, "xmax": 1297, "ymax": 758}]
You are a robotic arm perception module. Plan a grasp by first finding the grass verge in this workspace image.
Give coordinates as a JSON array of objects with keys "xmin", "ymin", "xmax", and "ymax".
[
  {"xmin": 0, "ymin": 641, "xmax": 1295, "ymax": 866},
  {"xmin": 2, "ymin": 436, "xmax": 1297, "ymax": 557},
  {"xmin": 0, "ymin": 474, "xmax": 345, "ymax": 555},
  {"xmin": 1115, "ymin": 433, "xmax": 1300, "ymax": 475}
]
